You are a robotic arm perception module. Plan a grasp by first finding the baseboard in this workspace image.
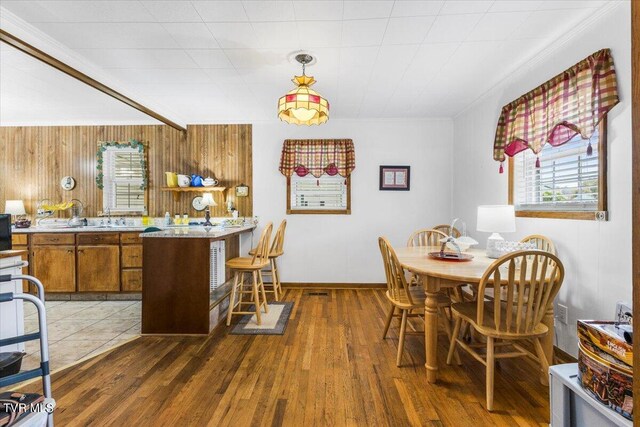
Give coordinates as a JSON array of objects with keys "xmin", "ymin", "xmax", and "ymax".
[
  {"xmin": 281, "ymin": 282, "xmax": 386, "ymax": 290},
  {"xmin": 554, "ymin": 345, "xmax": 577, "ymax": 364}
]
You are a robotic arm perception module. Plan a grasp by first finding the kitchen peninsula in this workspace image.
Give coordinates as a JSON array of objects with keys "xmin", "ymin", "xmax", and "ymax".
[{"xmin": 141, "ymin": 225, "xmax": 255, "ymax": 335}]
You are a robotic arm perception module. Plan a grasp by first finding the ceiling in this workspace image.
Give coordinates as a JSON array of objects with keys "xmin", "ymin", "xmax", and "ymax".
[{"xmin": 0, "ymin": 0, "xmax": 615, "ymax": 125}]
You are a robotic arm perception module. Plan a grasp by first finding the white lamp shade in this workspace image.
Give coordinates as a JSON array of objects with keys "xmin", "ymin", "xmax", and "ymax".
[
  {"xmin": 202, "ymin": 193, "xmax": 217, "ymax": 207},
  {"xmin": 476, "ymin": 205, "xmax": 515, "ymax": 233},
  {"xmin": 4, "ymin": 200, "xmax": 26, "ymax": 215}
]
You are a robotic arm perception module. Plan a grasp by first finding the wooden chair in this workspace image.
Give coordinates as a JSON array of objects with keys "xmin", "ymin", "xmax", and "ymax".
[
  {"xmin": 249, "ymin": 220, "xmax": 287, "ymax": 301},
  {"xmin": 432, "ymin": 224, "xmax": 461, "ymax": 238},
  {"xmin": 379, "ymin": 237, "xmax": 459, "ymax": 366},
  {"xmin": 520, "ymin": 234, "xmax": 556, "ymax": 255},
  {"xmin": 446, "ymin": 250, "xmax": 565, "ymax": 411},
  {"xmin": 226, "ymin": 222, "xmax": 273, "ymax": 326},
  {"xmin": 406, "ymin": 228, "xmax": 447, "ymax": 247},
  {"xmin": 407, "ymin": 229, "xmax": 466, "ymax": 304}
]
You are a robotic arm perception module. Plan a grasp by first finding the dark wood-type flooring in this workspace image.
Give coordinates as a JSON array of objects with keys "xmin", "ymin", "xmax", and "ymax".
[{"xmin": 18, "ymin": 289, "xmax": 550, "ymax": 426}]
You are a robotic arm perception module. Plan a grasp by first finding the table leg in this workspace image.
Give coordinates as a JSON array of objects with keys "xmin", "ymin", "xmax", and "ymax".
[
  {"xmin": 540, "ymin": 305, "xmax": 555, "ymax": 385},
  {"xmin": 424, "ymin": 276, "xmax": 440, "ymax": 383}
]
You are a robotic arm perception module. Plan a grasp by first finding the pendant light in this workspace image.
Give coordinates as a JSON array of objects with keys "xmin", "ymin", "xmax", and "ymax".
[{"xmin": 277, "ymin": 54, "xmax": 329, "ymax": 126}]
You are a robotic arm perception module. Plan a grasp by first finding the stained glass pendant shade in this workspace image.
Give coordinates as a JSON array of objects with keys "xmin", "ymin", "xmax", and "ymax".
[{"xmin": 278, "ymin": 54, "xmax": 329, "ymax": 126}]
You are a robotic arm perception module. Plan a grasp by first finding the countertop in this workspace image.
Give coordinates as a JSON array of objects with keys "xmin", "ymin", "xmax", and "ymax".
[
  {"xmin": 0, "ymin": 250, "xmax": 27, "ymax": 259},
  {"xmin": 13, "ymin": 226, "xmax": 150, "ymax": 234},
  {"xmin": 141, "ymin": 225, "xmax": 255, "ymax": 239}
]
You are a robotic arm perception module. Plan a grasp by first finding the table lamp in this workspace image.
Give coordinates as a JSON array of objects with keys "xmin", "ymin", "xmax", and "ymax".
[
  {"xmin": 4, "ymin": 200, "xmax": 26, "ymax": 224},
  {"xmin": 202, "ymin": 192, "xmax": 217, "ymax": 226},
  {"xmin": 477, "ymin": 205, "xmax": 516, "ymax": 258}
]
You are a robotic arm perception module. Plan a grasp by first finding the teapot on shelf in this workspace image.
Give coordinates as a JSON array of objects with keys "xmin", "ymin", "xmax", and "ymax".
[
  {"xmin": 191, "ymin": 174, "xmax": 204, "ymax": 187},
  {"xmin": 177, "ymin": 174, "xmax": 191, "ymax": 187},
  {"xmin": 203, "ymin": 176, "xmax": 218, "ymax": 187}
]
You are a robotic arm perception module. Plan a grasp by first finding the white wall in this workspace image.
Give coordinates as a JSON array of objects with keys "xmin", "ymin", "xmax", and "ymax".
[
  {"xmin": 451, "ymin": 3, "xmax": 631, "ymax": 356},
  {"xmin": 251, "ymin": 118, "xmax": 454, "ymax": 284}
]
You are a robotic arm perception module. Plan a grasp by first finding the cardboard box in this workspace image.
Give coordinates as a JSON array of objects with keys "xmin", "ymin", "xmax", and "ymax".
[
  {"xmin": 578, "ymin": 342, "xmax": 633, "ymax": 421},
  {"xmin": 577, "ymin": 320, "xmax": 632, "ymax": 369}
]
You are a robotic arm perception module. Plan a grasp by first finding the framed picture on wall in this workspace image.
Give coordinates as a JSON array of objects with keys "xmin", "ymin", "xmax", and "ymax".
[{"xmin": 379, "ymin": 166, "xmax": 410, "ymax": 191}]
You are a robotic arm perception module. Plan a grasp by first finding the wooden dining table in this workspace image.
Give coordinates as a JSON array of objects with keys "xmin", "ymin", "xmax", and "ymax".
[{"xmin": 393, "ymin": 245, "xmax": 555, "ymax": 384}]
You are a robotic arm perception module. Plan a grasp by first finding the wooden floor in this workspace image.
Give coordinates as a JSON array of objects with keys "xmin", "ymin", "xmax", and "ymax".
[{"xmin": 20, "ymin": 289, "xmax": 550, "ymax": 426}]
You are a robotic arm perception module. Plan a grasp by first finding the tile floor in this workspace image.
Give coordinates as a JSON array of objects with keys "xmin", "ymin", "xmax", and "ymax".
[{"xmin": 21, "ymin": 301, "xmax": 141, "ymax": 372}]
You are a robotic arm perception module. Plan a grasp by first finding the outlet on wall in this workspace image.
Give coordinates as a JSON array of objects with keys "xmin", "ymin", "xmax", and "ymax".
[
  {"xmin": 556, "ymin": 304, "xmax": 568, "ymax": 324},
  {"xmin": 615, "ymin": 302, "xmax": 632, "ymax": 324}
]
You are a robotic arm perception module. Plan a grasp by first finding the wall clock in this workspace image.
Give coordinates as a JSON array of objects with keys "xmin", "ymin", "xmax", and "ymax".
[
  {"xmin": 60, "ymin": 176, "xmax": 76, "ymax": 191},
  {"xmin": 192, "ymin": 196, "xmax": 206, "ymax": 211}
]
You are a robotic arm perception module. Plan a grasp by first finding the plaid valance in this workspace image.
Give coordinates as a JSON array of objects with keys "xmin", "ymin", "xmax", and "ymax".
[
  {"xmin": 493, "ymin": 48, "xmax": 619, "ymax": 167},
  {"xmin": 279, "ymin": 139, "xmax": 355, "ymax": 178}
]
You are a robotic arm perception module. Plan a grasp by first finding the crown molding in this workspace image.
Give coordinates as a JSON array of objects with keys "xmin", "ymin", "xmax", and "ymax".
[{"xmin": 0, "ymin": 6, "xmax": 187, "ymax": 129}]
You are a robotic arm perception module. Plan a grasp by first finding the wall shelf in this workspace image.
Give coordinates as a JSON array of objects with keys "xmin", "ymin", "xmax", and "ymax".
[{"xmin": 161, "ymin": 186, "xmax": 226, "ymax": 201}]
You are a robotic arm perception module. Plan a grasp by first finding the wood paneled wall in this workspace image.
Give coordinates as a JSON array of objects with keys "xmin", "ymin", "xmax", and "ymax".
[{"xmin": 0, "ymin": 124, "xmax": 252, "ymax": 218}]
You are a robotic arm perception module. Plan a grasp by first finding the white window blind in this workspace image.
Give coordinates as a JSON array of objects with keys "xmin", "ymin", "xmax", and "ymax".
[
  {"xmin": 513, "ymin": 130, "xmax": 599, "ymax": 212},
  {"xmin": 103, "ymin": 148, "xmax": 145, "ymax": 212},
  {"xmin": 290, "ymin": 174, "xmax": 348, "ymax": 211}
]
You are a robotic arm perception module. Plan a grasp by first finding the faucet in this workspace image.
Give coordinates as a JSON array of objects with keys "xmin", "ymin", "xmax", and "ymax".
[{"xmin": 105, "ymin": 208, "xmax": 112, "ymax": 225}]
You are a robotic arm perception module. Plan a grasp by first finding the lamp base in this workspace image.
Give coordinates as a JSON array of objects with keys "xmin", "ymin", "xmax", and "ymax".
[
  {"xmin": 486, "ymin": 232, "xmax": 504, "ymax": 259},
  {"xmin": 203, "ymin": 208, "xmax": 213, "ymax": 227}
]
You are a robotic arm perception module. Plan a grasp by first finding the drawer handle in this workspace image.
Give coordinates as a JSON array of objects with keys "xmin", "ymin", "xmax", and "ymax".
[
  {"xmin": 130, "ymin": 255, "xmax": 139, "ymax": 258},
  {"xmin": 67, "ymin": 250, "xmax": 74, "ymax": 254},
  {"xmin": 49, "ymin": 238, "xmax": 59, "ymax": 242},
  {"xmin": 78, "ymin": 249, "xmax": 84, "ymax": 253}
]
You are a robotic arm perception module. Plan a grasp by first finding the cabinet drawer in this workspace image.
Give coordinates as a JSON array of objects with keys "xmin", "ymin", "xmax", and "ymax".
[
  {"xmin": 121, "ymin": 269, "xmax": 142, "ymax": 292},
  {"xmin": 77, "ymin": 233, "xmax": 119, "ymax": 245},
  {"xmin": 120, "ymin": 232, "xmax": 142, "ymax": 245},
  {"xmin": 32, "ymin": 233, "xmax": 75, "ymax": 245},
  {"xmin": 11, "ymin": 234, "xmax": 28, "ymax": 245},
  {"xmin": 121, "ymin": 245, "xmax": 142, "ymax": 268}
]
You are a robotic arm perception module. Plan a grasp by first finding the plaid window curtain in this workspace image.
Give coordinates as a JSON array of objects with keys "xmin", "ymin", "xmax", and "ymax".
[
  {"xmin": 279, "ymin": 139, "xmax": 355, "ymax": 178},
  {"xmin": 493, "ymin": 48, "xmax": 619, "ymax": 171}
]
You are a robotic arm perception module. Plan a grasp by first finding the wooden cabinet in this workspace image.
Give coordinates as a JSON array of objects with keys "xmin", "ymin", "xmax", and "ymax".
[
  {"xmin": 77, "ymin": 233, "xmax": 119, "ymax": 245},
  {"xmin": 77, "ymin": 245, "xmax": 120, "ymax": 292},
  {"xmin": 32, "ymin": 234, "xmax": 75, "ymax": 245},
  {"xmin": 122, "ymin": 269, "xmax": 142, "ymax": 292},
  {"xmin": 121, "ymin": 245, "xmax": 142, "ymax": 268},
  {"xmin": 11, "ymin": 234, "xmax": 28, "ymax": 246},
  {"xmin": 11, "ymin": 235, "xmax": 29, "ymax": 292},
  {"xmin": 120, "ymin": 233, "xmax": 142, "ymax": 245},
  {"xmin": 17, "ymin": 231, "xmax": 147, "ymax": 294},
  {"xmin": 32, "ymin": 246, "xmax": 76, "ymax": 292}
]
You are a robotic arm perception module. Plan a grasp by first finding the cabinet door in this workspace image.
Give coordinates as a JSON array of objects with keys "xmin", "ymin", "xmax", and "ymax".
[
  {"xmin": 121, "ymin": 269, "xmax": 142, "ymax": 292},
  {"xmin": 77, "ymin": 246, "xmax": 120, "ymax": 292},
  {"xmin": 32, "ymin": 246, "xmax": 76, "ymax": 292}
]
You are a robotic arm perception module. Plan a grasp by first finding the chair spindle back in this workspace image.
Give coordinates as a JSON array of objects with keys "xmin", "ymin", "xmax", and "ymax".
[
  {"xmin": 251, "ymin": 222, "xmax": 273, "ymax": 266},
  {"xmin": 520, "ymin": 234, "xmax": 556, "ymax": 255},
  {"xmin": 432, "ymin": 224, "xmax": 461, "ymax": 238},
  {"xmin": 379, "ymin": 237, "xmax": 413, "ymax": 306},
  {"xmin": 477, "ymin": 250, "xmax": 564, "ymax": 335},
  {"xmin": 270, "ymin": 220, "xmax": 287, "ymax": 255},
  {"xmin": 407, "ymin": 229, "xmax": 447, "ymax": 247}
]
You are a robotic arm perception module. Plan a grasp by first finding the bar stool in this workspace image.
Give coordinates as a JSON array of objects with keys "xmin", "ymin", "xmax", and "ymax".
[
  {"xmin": 226, "ymin": 222, "xmax": 273, "ymax": 326},
  {"xmin": 249, "ymin": 219, "xmax": 287, "ymax": 301}
]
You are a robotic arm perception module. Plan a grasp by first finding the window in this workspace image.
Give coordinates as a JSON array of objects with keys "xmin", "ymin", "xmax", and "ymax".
[
  {"xmin": 509, "ymin": 120, "xmax": 607, "ymax": 220},
  {"xmin": 102, "ymin": 147, "xmax": 146, "ymax": 213},
  {"xmin": 287, "ymin": 174, "xmax": 350, "ymax": 215}
]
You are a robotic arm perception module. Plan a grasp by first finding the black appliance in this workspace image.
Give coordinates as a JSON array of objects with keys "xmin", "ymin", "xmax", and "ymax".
[{"xmin": 0, "ymin": 214, "xmax": 11, "ymax": 251}]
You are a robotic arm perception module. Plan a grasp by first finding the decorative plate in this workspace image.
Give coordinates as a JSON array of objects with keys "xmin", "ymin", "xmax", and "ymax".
[
  {"xmin": 192, "ymin": 196, "xmax": 206, "ymax": 211},
  {"xmin": 428, "ymin": 251, "xmax": 474, "ymax": 262},
  {"xmin": 60, "ymin": 176, "xmax": 76, "ymax": 191}
]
